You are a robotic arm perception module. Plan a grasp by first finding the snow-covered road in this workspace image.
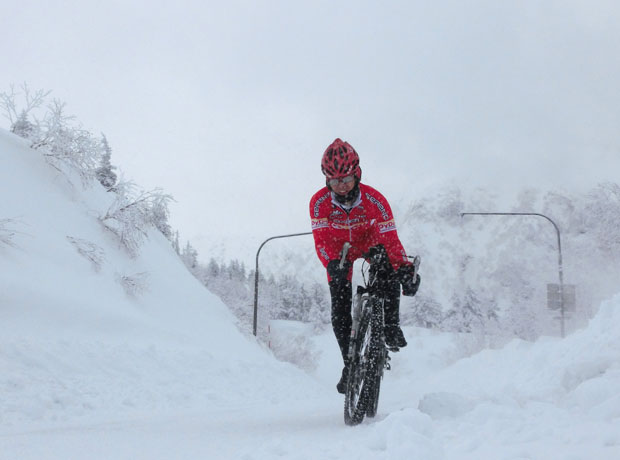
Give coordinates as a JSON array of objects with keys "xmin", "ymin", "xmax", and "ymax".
[{"xmin": 4, "ymin": 315, "xmax": 620, "ymax": 460}]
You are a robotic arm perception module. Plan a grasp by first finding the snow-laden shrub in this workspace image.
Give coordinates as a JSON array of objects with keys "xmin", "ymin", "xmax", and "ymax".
[
  {"xmin": 1, "ymin": 83, "xmax": 48, "ymax": 136},
  {"xmin": 0, "ymin": 218, "xmax": 23, "ymax": 248},
  {"xmin": 31, "ymin": 100, "xmax": 102, "ymax": 185},
  {"xmin": 1, "ymin": 85, "xmax": 104, "ymax": 186},
  {"xmin": 100, "ymin": 179, "xmax": 173, "ymax": 257},
  {"xmin": 66, "ymin": 236, "xmax": 106, "ymax": 272},
  {"xmin": 117, "ymin": 271, "xmax": 150, "ymax": 297}
]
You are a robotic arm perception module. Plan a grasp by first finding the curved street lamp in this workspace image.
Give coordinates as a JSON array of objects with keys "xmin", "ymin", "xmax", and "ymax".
[
  {"xmin": 461, "ymin": 212, "xmax": 566, "ymax": 338},
  {"xmin": 253, "ymin": 232, "xmax": 313, "ymax": 336}
]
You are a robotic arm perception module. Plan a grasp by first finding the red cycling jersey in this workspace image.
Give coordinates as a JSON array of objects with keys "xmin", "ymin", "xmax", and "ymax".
[{"xmin": 309, "ymin": 183, "xmax": 411, "ymax": 280}]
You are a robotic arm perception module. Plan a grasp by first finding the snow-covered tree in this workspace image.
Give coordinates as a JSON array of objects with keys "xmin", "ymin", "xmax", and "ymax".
[
  {"xmin": 172, "ymin": 231, "xmax": 181, "ymax": 255},
  {"xmin": 582, "ymin": 183, "xmax": 620, "ymax": 256},
  {"xmin": 443, "ymin": 287, "xmax": 499, "ymax": 333},
  {"xmin": 0, "ymin": 83, "xmax": 49, "ymax": 135},
  {"xmin": 401, "ymin": 294, "xmax": 443, "ymax": 328},
  {"xmin": 304, "ymin": 282, "xmax": 330, "ymax": 325},
  {"xmin": 206, "ymin": 258, "xmax": 220, "ymax": 278},
  {"xmin": 2, "ymin": 85, "xmax": 106, "ymax": 186},
  {"xmin": 95, "ymin": 134, "xmax": 117, "ymax": 190},
  {"xmin": 181, "ymin": 241, "xmax": 199, "ymax": 270},
  {"xmin": 30, "ymin": 100, "xmax": 103, "ymax": 184},
  {"xmin": 148, "ymin": 189, "xmax": 174, "ymax": 240},
  {"xmin": 100, "ymin": 180, "xmax": 173, "ymax": 257},
  {"xmin": 12, "ymin": 110, "xmax": 37, "ymax": 138}
]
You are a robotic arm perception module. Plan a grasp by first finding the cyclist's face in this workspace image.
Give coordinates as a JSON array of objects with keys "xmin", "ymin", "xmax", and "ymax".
[{"xmin": 330, "ymin": 175, "xmax": 356, "ymax": 196}]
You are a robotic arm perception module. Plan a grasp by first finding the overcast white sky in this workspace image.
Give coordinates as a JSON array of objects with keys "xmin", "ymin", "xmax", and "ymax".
[{"xmin": 2, "ymin": 0, "xmax": 620, "ymax": 260}]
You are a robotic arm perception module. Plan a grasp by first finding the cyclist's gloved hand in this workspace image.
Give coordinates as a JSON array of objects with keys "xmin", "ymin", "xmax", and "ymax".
[
  {"xmin": 327, "ymin": 259, "xmax": 352, "ymax": 283},
  {"xmin": 397, "ymin": 264, "xmax": 420, "ymax": 296}
]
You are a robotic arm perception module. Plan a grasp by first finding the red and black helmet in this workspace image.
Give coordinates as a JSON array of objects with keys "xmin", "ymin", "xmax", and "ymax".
[{"xmin": 321, "ymin": 138, "xmax": 361, "ymax": 180}]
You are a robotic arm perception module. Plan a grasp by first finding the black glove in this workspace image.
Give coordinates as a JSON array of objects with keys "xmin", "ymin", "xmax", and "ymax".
[
  {"xmin": 327, "ymin": 259, "xmax": 352, "ymax": 284},
  {"xmin": 397, "ymin": 264, "xmax": 420, "ymax": 297}
]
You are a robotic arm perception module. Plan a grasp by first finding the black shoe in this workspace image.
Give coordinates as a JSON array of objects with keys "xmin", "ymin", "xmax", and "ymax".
[
  {"xmin": 336, "ymin": 365, "xmax": 349, "ymax": 394},
  {"xmin": 384, "ymin": 324, "xmax": 407, "ymax": 348}
]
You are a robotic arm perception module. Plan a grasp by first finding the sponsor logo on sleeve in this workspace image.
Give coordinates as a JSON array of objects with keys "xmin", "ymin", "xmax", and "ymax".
[
  {"xmin": 378, "ymin": 219, "xmax": 397, "ymax": 233},
  {"xmin": 311, "ymin": 218, "xmax": 329, "ymax": 230}
]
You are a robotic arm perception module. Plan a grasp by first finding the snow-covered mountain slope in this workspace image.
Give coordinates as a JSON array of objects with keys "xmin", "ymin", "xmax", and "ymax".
[{"xmin": 0, "ymin": 128, "xmax": 319, "ymax": 427}]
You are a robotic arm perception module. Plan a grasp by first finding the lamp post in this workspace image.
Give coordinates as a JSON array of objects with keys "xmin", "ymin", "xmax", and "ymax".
[
  {"xmin": 253, "ymin": 232, "xmax": 313, "ymax": 336},
  {"xmin": 461, "ymin": 212, "xmax": 566, "ymax": 338}
]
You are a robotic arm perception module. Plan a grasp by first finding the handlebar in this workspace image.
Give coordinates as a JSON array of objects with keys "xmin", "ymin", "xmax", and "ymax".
[{"xmin": 340, "ymin": 242, "xmax": 421, "ymax": 279}]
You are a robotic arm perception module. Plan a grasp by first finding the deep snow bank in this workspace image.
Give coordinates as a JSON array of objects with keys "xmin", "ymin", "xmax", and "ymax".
[
  {"xmin": 411, "ymin": 292, "xmax": 620, "ymax": 409},
  {"xmin": 364, "ymin": 292, "xmax": 620, "ymax": 459},
  {"xmin": 0, "ymin": 129, "xmax": 318, "ymax": 427}
]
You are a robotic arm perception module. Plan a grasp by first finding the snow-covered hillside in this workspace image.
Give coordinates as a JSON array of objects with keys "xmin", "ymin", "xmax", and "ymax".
[
  {"xmin": 0, "ymin": 128, "xmax": 318, "ymax": 426},
  {"xmin": 2, "ymin": 127, "xmax": 620, "ymax": 460}
]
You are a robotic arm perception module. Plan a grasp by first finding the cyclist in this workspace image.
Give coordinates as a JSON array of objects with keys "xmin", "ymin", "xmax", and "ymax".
[{"xmin": 309, "ymin": 138, "xmax": 420, "ymax": 393}]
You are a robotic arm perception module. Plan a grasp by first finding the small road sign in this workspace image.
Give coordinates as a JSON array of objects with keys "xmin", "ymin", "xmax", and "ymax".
[{"xmin": 547, "ymin": 283, "xmax": 576, "ymax": 312}]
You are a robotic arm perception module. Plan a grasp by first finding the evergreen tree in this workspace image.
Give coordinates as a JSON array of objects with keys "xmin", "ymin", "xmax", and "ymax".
[
  {"xmin": 181, "ymin": 241, "xmax": 198, "ymax": 270},
  {"xmin": 443, "ymin": 287, "xmax": 498, "ymax": 333},
  {"xmin": 307, "ymin": 282, "xmax": 330, "ymax": 324},
  {"xmin": 95, "ymin": 134, "xmax": 117, "ymax": 190},
  {"xmin": 207, "ymin": 258, "xmax": 220, "ymax": 278},
  {"xmin": 172, "ymin": 231, "xmax": 181, "ymax": 255},
  {"xmin": 11, "ymin": 110, "xmax": 36, "ymax": 138},
  {"xmin": 402, "ymin": 295, "xmax": 443, "ymax": 328}
]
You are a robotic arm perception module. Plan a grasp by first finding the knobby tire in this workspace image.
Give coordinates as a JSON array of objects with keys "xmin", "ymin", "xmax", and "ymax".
[
  {"xmin": 365, "ymin": 301, "xmax": 386, "ymax": 418},
  {"xmin": 344, "ymin": 297, "xmax": 384, "ymax": 426}
]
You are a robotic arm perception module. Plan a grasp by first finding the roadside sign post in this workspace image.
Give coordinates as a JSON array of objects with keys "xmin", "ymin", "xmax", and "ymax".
[{"xmin": 547, "ymin": 283, "xmax": 576, "ymax": 312}]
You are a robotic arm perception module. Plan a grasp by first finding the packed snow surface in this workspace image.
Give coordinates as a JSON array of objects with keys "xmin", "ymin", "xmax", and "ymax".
[{"xmin": 2, "ymin": 127, "xmax": 620, "ymax": 459}]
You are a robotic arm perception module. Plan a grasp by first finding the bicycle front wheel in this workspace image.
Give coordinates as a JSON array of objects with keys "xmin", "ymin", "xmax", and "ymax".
[{"xmin": 344, "ymin": 298, "xmax": 383, "ymax": 426}]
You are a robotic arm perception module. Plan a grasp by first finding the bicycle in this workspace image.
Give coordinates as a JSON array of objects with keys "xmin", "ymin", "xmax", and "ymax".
[{"xmin": 340, "ymin": 242, "xmax": 420, "ymax": 426}]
